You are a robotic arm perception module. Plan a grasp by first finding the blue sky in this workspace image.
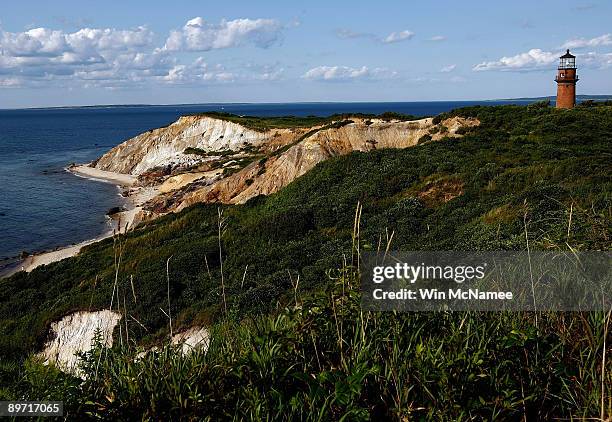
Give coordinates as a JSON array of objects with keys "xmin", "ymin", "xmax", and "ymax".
[{"xmin": 1, "ymin": 0, "xmax": 610, "ymax": 107}]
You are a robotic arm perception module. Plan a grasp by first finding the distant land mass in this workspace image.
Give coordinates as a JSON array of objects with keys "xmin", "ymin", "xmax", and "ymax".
[
  {"xmin": 503, "ymin": 94, "xmax": 612, "ymax": 101},
  {"xmin": 15, "ymin": 95, "xmax": 612, "ymax": 111}
]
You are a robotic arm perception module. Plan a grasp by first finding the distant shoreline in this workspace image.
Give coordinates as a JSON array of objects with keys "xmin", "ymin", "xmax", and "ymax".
[
  {"xmin": 0, "ymin": 97, "xmax": 586, "ymax": 112},
  {"xmin": 3, "ymin": 96, "xmax": 612, "ymax": 112}
]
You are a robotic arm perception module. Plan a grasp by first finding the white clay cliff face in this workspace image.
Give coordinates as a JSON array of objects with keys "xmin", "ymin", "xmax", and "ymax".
[
  {"xmin": 38, "ymin": 310, "xmax": 122, "ymax": 374},
  {"xmin": 95, "ymin": 116, "xmax": 281, "ymax": 175}
]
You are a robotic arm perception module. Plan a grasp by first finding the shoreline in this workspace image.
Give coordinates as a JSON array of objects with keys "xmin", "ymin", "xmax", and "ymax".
[
  {"xmin": 1, "ymin": 164, "xmax": 155, "ymax": 278},
  {"xmin": 69, "ymin": 164, "xmax": 137, "ymax": 186}
]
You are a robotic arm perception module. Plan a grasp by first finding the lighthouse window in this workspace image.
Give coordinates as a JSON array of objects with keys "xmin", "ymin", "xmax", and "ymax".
[{"xmin": 560, "ymin": 72, "xmax": 565, "ymax": 77}]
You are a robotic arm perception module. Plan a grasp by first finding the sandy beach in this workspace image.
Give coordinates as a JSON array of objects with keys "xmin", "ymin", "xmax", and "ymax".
[
  {"xmin": 17, "ymin": 233, "xmax": 111, "ymax": 274},
  {"xmin": 70, "ymin": 164, "xmax": 137, "ymax": 186},
  {"xmin": 1, "ymin": 164, "xmax": 157, "ymax": 277}
]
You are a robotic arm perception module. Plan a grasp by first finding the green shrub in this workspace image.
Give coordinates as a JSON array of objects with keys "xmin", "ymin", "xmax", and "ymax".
[{"xmin": 418, "ymin": 134, "xmax": 432, "ymax": 144}]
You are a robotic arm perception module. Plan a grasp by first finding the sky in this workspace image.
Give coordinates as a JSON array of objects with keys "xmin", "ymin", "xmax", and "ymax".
[{"xmin": 0, "ymin": 0, "xmax": 611, "ymax": 108}]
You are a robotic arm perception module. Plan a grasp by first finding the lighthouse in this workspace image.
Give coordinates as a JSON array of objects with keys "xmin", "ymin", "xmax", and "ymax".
[{"xmin": 555, "ymin": 49, "xmax": 578, "ymax": 109}]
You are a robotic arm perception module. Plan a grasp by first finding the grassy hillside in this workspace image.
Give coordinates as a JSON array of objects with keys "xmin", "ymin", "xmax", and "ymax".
[
  {"xmin": 1, "ymin": 103, "xmax": 611, "ymax": 419},
  {"xmin": 189, "ymin": 111, "xmax": 416, "ymax": 131}
]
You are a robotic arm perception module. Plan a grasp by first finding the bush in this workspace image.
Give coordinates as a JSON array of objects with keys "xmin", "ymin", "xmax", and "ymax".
[{"xmin": 418, "ymin": 134, "xmax": 432, "ymax": 144}]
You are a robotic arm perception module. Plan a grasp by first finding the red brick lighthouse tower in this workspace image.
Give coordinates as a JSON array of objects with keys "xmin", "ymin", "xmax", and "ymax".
[{"xmin": 555, "ymin": 49, "xmax": 578, "ymax": 109}]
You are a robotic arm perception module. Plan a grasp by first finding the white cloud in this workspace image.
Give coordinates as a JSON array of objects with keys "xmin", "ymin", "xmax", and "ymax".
[
  {"xmin": 470, "ymin": 34, "xmax": 612, "ymax": 74},
  {"xmin": 580, "ymin": 51, "xmax": 612, "ymax": 68},
  {"xmin": 162, "ymin": 58, "xmax": 235, "ymax": 84},
  {"xmin": 0, "ymin": 26, "xmax": 154, "ymax": 58},
  {"xmin": 474, "ymin": 47, "xmax": 612, "ymax": 72},
  {"xmin": 243, "ymin": 62, "xmax": 285, "ymax": 81},
  {"xmin": 334, "ymin": 28, "xmax": 382, "ymax": 42},
  {"xmin": 440, "ymin": 64, "xmax": 456, "ymax": 73},
  {"xmin": 428, "ymin": 35, "xmax": 446, "ymax": 42},
  {"xmin": 0, "ymin": 24, "xmax": 167, "ymax": 87},
  {"xmin": 304, "ymin": 66, "xmax": 366, "ymax": 81},
  {"xmin": 561, "ymin": 33, "xmax": 612, "ymax": 49},
  {"xmin": 335, "ymin": 28, "xmax": 416, "ymax": 44},
  {"xmin": 335, "ymin": 28, "xmax": 371, "ymax": 40},
  {"xmin": 382, "ymin": 30, "xmax": 414, "ymax": 44},
  {"xmin": 302, "ymin": 65, "xmax": 397, "ymax": 81},
  {"xmin": 163, "ymin": 17, "xmax": 282, "ymax": 51},
  {"xmin": 0, "ymin": 21, "xmax": 288, "ymax": 89},
  {"xmin": 473, "ymin": 49, "xmax": 558, "ymax": 71},
  {"xmin": 254, "ymin": 69, "xmax": 283, "ymax": 81},
  {"xmin": 0, "ymin": 77, "xmax": 21, "ymax": 87},
  {"xmin": 162, "ymin": 65, "xmax": 187, "ymax": 83},
  {"xmin": 160, "ymin": 59, "xmax": 286, "ymax": 85}
]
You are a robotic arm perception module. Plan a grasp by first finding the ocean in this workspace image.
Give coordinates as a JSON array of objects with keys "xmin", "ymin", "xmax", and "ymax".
[{"xmin": 0, "ymin": 100, "xmax": 534, "ymax": 263}]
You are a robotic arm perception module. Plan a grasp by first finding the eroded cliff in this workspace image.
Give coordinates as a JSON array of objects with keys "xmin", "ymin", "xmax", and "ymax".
[
  {"xmin": 38, "ymin": 310, "xmax": 209, "ymax": 374},
  {"xmin": 91, "ymin": 113, "xmax": 479, "ymax": 217},
  {"xmin": 94, "ymin": 115, "xmax": 312, "ymax": 175},
  {"xmin": 38, "ymin": 310, "xmax": 121, "ymax": 374}
]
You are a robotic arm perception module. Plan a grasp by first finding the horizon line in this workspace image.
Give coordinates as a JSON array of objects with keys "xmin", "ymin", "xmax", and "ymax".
[{"xmin": 2, "ymin": 94, "xmax": 612, "ymax": 111}]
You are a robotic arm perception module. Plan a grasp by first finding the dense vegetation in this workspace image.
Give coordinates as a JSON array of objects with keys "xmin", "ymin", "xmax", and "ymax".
[
  {"xmin": 14, "ymin": 271, "xmax": 611, "ymax": 420},
  {"xmin": 189, "ymin": 111, "xmax": 416, "ymax": 132},
  {"xmin": 1, "ymin": 104, "xmax": 611, "ymax": 419}
]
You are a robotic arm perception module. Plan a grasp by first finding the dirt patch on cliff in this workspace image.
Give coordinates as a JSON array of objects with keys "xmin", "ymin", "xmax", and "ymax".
[{"xmin": 417, "ymin": 177, "xmax": 464, "ymax": 207}]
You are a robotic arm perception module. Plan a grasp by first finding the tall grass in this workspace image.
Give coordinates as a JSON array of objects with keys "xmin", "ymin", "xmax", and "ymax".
[
  {"xmin": 14, "ymin": 208, "xmax": 611, "ymax": 420},
  {"xmin": 17, "ymin": 271, "xmax": 610, "ymax": 420}
]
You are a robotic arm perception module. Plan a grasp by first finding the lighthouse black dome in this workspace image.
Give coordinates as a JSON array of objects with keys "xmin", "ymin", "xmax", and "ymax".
[{"xmin": 560, "ymin": 49, "xmax": 575, "ymax": 58}]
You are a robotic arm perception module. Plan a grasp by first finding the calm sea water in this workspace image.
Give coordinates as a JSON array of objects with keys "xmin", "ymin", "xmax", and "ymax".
[{"xmin": 0, "ymin": 100, "xmax": 534, "ymax": 261}]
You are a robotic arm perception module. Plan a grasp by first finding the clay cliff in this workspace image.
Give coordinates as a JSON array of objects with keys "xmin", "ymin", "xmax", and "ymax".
[
  {"xmin": 90, "ymin": 113, "xmax": 479, "ymax": 218},
  {"xmin": 94, "ymin": 115, "xmax": 313, "ymax": 175},
  {"xmin": 38, "ymin": 310, "xmax": 121, "ymax": 374},
  {"xmin": 38, "ymin": 310, "xmax": 209, "ymax": 375}
]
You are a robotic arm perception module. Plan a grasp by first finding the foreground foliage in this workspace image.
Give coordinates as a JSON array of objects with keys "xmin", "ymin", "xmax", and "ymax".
[{"xmin": 14, "ymin": 270, "xmax": 612, "ymax": 420}]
